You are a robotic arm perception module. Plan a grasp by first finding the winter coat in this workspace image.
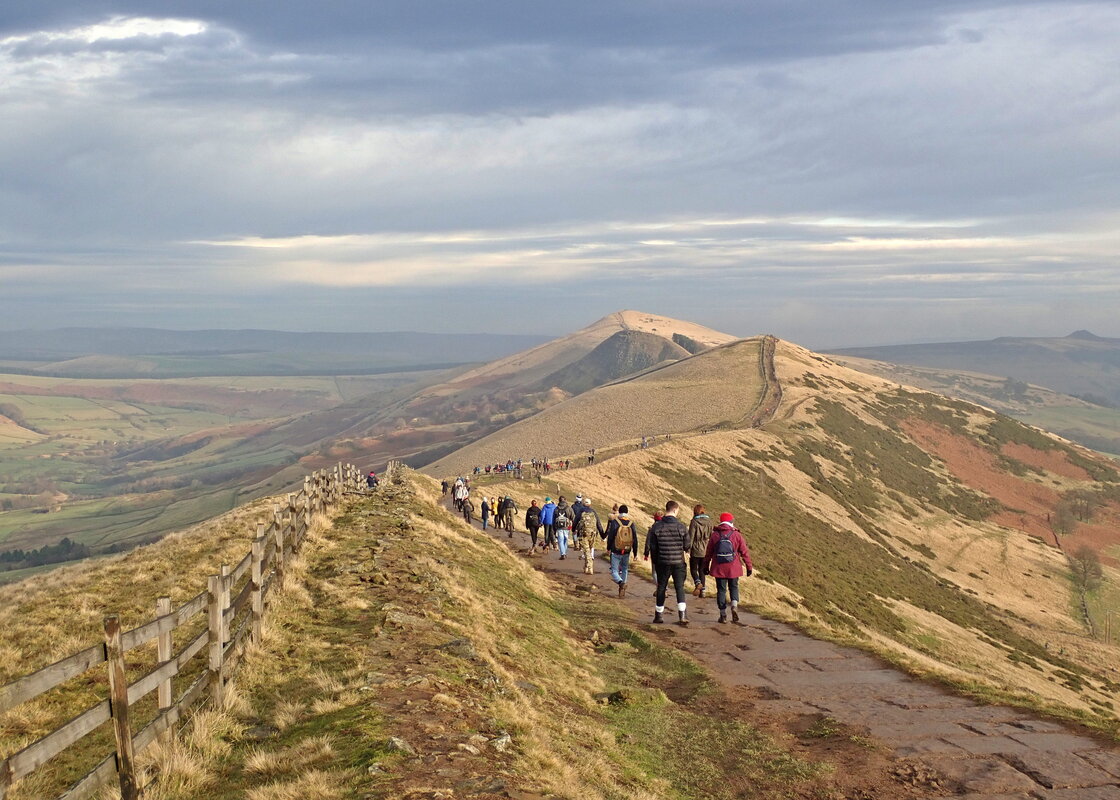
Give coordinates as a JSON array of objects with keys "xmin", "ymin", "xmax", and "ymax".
[
  {"xmin": 688, "ymin": 514, "xmax": 713, "ymax": 558},
  {"xmin": 648, "ymin": 515, "xmax": 690, "ymax": 565},
  {"xmin": 605, "ymin": 516, "xmax": 640, "ymax": 555},
  {"xmin": 572, "ymin": 504, "xmax": 605, "ymax": 538},
  {"xmin": 525, "ymin": 505, "xmax": 541, "ymax": 529},
  {"xmin": 703, "ymin": 522, "xmax": 753, "ymax": 579},
  {"xmin": 480, "ymin": 500, "xmax": 491, "ymax": 520},
  {"xmin": 539, "ymin": 501, "xmax": 557, "ymax": 526}
]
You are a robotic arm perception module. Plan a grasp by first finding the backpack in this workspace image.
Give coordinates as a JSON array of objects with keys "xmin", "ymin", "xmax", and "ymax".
[
  {"xmin": 614, "ymin": 521, "xmax": 634, "ymax": 552},
  {"xmin": 715, "ymin": 529, "xmax": 736, "ymax": 563},
  {"xmin": 555, "ymin": 511, "xmax": 570, "ymax": 529},
  {"xmin": 576, "ymin": 511, "xmax": 598, "ymax": 539},
  {"xmin": 526, "ymin": 506, "xmax": 540, "ymax": 525}
]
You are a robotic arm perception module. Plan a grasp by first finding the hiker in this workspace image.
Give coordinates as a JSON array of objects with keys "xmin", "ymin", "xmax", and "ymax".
[
  {"xmin": 643, "ymin": 512, "xmax": 663, "ymax": 594},
  {"xmin": 462, "ymin": 494, "xmax": 476, "ymax": 525},
  {"xmin": 525, "ymin": 500, "xmax": 542, "ymax": 550},
  {"xmin": 480, "ymin": 496, "xmax": 491, "ymax": 530},
  {"xmin": 647, "ymin": 501, "xmax": 691, "ymax": 626},
  {"xmin": 441, "ymin": 479, "xmax": 449, "ymax": 496},
  {"xmin": 605, "ymin": 505, "xmax": 639, "ymax": 597},
  {"xmin": 570, "ymin": 495, "xmax": 584, "ymax": 548},
  {"xmin": 540, "ymin": 496, "xmax": 557, "ymax": 550},
  {"xmin": 500, "ymin": 495, "xmax": 518, "ymax": 536},
  {"xmin": 703, "ymin": 513, "xmax": 753, "ymax": 624},
  {"xmin": 573, "ymin": 497, "xmax": 605, "ymax": 575},
  {"xmin": 453, "ymin": 480, "xmax": 468, "ymax": 511},
  {"xmin": 366, "ymin": 471, "xmax": 379, "ymax": 489},
  {"xmin": 688, "ymin": 504, "xmax": 713, "ymax": 597},
  {"xmin": 554, "ymin": 495, "xmax": 573, "ymax": 560}
]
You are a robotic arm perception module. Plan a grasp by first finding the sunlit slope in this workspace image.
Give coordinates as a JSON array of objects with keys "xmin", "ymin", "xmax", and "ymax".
[
  {"xmin": 422, "ymin": 310, "xmax": 738, "ymax": 396},
  {"xmin": 832, "ymin": 354, "xmax": 1120, "ymax": 457},
  {"xmin": 425, "ymin": 337, "xmax": 767, "ymax": 475},
  {"xmin": 466, "ymin": 339, "xmax": 1120, "ymax": 731}
]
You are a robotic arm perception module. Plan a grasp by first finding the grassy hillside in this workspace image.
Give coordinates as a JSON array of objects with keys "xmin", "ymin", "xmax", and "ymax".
[
  {"xmin": 442, "ymin": 339, "xmax": 1120, "ymax": 735},
  {"xmin": 3, "ymin": 472, "xmax": 898, "ymax": 800},
  {"xmin": 830, "ymin": 355, "xmax": 1120, "ymax": 457}
]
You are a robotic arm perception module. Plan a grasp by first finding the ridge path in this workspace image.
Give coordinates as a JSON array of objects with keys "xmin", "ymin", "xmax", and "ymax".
[{"xmin": 456, "ymin": 501, "xmax": 1120, "ymax": 799}]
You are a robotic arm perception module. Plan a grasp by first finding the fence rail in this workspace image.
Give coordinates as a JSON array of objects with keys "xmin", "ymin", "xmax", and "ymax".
[{"xmin": 0, "ymin": 462, "xmax": 373, "ymax": 800}]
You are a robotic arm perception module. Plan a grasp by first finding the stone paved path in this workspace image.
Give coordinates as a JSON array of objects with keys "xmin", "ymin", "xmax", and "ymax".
[{"xmin": 460, "ymin": 505, "xmax": 1120, "ymax": 799}]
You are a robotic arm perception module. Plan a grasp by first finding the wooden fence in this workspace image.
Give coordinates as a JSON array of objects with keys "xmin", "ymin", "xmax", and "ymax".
[{"xmin": 0, "ymin": 462, "xmax": 372, "ymax": 800}]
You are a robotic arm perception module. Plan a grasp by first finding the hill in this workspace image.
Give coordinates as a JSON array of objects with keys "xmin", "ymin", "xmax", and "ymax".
[
  {"xmin": 427, "ymin": 337, "xmax": 768, "ymax": 475},
  {"xmin": 829, "ymin": 330, "xmax": 1120, "ymax": 406},
  {"xmin": 0, "ymin": 312, "xmax": 734, "ymax": 569},
  {"xmin": 831, "ymin": 355, "xmax": 1120, "ymax": 457},
  {"xmin": 430, "ymin": 336, "xmax": 1120, "ymax": 733},
  {"xmin": 538, "ymin": 329, "xmax": 692, "ymax": 395}
]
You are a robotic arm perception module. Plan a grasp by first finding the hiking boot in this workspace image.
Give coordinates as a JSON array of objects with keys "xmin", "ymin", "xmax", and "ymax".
[
  {"xmin": 698, "ymin": 585, "xmax": 706, "ymax": 599},
  {"xmin": 731, "ymin": 607, "xmax": 740, "ymax": 624},
  {"xmin": 677, "ymin": 611, "xmax": 689, "ymax": 627},
  {"xmin": 559, "ymin": 554, "xmax": 565, "ymax": 560},
  {"xmin": 653, "ymin": 611, "xmax": 664, "ymax": 624},
  {"xmin": 618, "ymin": 583, "xmax": 626, "ymax": 598},
  {"xmin": 508, "ymin": 532, "xmax": 513, "ymax": 538},
  {"xmin": 718, "ymin": 611, "xmax": 727, "ymax": 623}
]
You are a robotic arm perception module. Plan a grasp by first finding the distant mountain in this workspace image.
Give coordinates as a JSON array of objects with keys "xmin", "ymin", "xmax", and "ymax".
[
  {"xmin": 829, "ymin": 331, "xmax": 1120, "ymax": 406},
  {"xmin": 0, "ymin": 328, "xmax": 549, "ymax": 377}
]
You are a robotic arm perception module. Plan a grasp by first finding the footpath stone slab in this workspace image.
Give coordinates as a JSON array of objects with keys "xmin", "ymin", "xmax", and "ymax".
[
  {"xmin": 1009, "ymin": 732, "xmax": 1105, "ymax": 752},
  {"xmin": 868, "ymin": 720, "xmax": 972, "ymax": 742},
  {"xmin": 1035, "ymin": 786, "xmax": 1120, "ymax": 799},
  {"xmin": 918, "ymin": 755, "xmax": 1040, "ymax": 794},
  {"xmin": 1082, "ymin": 751, "xmax": 1120, "ymax": 779},
  {"xmin": 772, "ymin": 668, "xmax": 908, "ymax": 688},
  {"xmin": 1004, "ymin": 751, "xmax": 1118, "ymax": 789},
  {"xmin": 894, "ymin": 738, "xmax": 967, "ymax": 756},
  {"xmin": 941, "ymin": 733, "xmax": 1031, "ymax": 756}
]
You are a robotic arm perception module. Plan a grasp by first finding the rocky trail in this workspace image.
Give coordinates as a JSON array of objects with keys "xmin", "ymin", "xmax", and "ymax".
[{"xmin": 458, "ymin": 503, "xmax": 1120, "ymax": 799}]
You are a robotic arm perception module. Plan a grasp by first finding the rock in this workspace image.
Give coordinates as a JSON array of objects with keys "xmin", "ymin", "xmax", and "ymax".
[
  {"xmin": 589, "ymin": 630, "xmax": 600, "ymax": 644},
  {"xmin": 467, "ymin": 733, "xmax": 489, "ymax": 746},
  {"xmin": 490, "ymin": 733, "xmax": 513, "ymax": 752},
  {"xmin": 365, "ymin": 672, "xmax": 392, "ymax": 685},
  {"xmin": 242, "ymin": 724, "xmax": 279, "ymax": 741},
  {"xmin": 435, "ymin": 638, "xmax": 477, "ymax": 659},
  {"xmin": 402, "ymin": 676, "xmax": 429, "ymax": 687},
  {"xmin": 456, "ymin": 743, "xmax": 481, "ymax": 755},
  {"xmin": 386, "ymin": 736, "xmax": 416, "ymax": 756},
  {"xmin": 367, "ymin": 763, "xmax": 388, "ymax": 775},
  {"xmin": 385, "ymin": 610, "xmax": 431, "ymax": 628},
  {"xmin": 514, "ymin": 680, "xmax": 543, "ymax": 695}
]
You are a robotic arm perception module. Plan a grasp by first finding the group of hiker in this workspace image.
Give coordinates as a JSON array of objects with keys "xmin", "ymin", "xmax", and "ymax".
[{"xmin": 447, "ymin": 475, "xmax": 754, "ymax": 627}]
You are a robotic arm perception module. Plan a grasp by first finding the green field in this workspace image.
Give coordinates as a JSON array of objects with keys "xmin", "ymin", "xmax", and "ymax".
[{"xmin": 0, "ymin": 368, "xmax": 437, "ymax": 559}]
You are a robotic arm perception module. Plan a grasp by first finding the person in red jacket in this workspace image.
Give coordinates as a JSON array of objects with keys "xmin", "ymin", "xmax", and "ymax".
[{"xmin": 702, "ymin": 512, "xmax": 753, "ymax": 624}]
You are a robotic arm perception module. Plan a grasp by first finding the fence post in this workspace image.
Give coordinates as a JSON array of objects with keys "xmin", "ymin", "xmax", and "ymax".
[
  {"xmin": 251, "ymin": 534, "xmax": 265, "ymax": 643},
  {"xmin": 104, "ymin": 615, "xmax": 140, "ymax": 800},
  {"xmin": 207, "ymin": 575, "xmax": 224, "ymax": 707},
  {"xmin": 222, "ymin": 564, "xmax": 234, "ymax": 645},
  {"xmin": 273, "ymin": 521, "xmax": 286, "ymax": 586},
  {"xmin": 156, "ymin": 597, "xmax": 173, "ymax": 737}
]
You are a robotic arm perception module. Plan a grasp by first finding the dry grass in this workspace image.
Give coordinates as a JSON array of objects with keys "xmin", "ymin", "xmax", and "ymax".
[{"xmin": 460, "ymin": 337, "xmax": 1120, "ymax": 732}]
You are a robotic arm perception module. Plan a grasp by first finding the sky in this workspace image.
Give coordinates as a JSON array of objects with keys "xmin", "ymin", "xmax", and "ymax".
[{"xmin": 2, "ymin": 2, "xmax": 1118, "ymax": 348}]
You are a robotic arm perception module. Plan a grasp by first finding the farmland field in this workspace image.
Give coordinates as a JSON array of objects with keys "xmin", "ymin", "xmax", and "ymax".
[{"xmin": 0, "ymin": 368, "xmax": 446, "ymax": 574}]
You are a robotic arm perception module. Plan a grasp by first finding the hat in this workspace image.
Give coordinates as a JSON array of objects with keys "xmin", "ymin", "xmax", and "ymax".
[
  {"xmin": 575, "ymin": 494, "xmax": 583, "ymax": 501},
  {"xmin": 719, "ymin": 512, "xmax": 734, "ymax": 523},
  {"xmin": 544, "ymin": 497, "xmax": 552, "ymax": 503}
]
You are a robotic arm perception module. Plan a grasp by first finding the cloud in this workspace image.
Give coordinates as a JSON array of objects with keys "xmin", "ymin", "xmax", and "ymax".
[{"xmin": 0, "ymin": 3, "xmax": 1118, "ymax": 346}]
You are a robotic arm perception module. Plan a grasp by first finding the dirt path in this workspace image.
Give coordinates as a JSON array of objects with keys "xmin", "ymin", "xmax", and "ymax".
[{"xmin": 453, "ymin": 501, "xmax": 1120, "ymax": 799}]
